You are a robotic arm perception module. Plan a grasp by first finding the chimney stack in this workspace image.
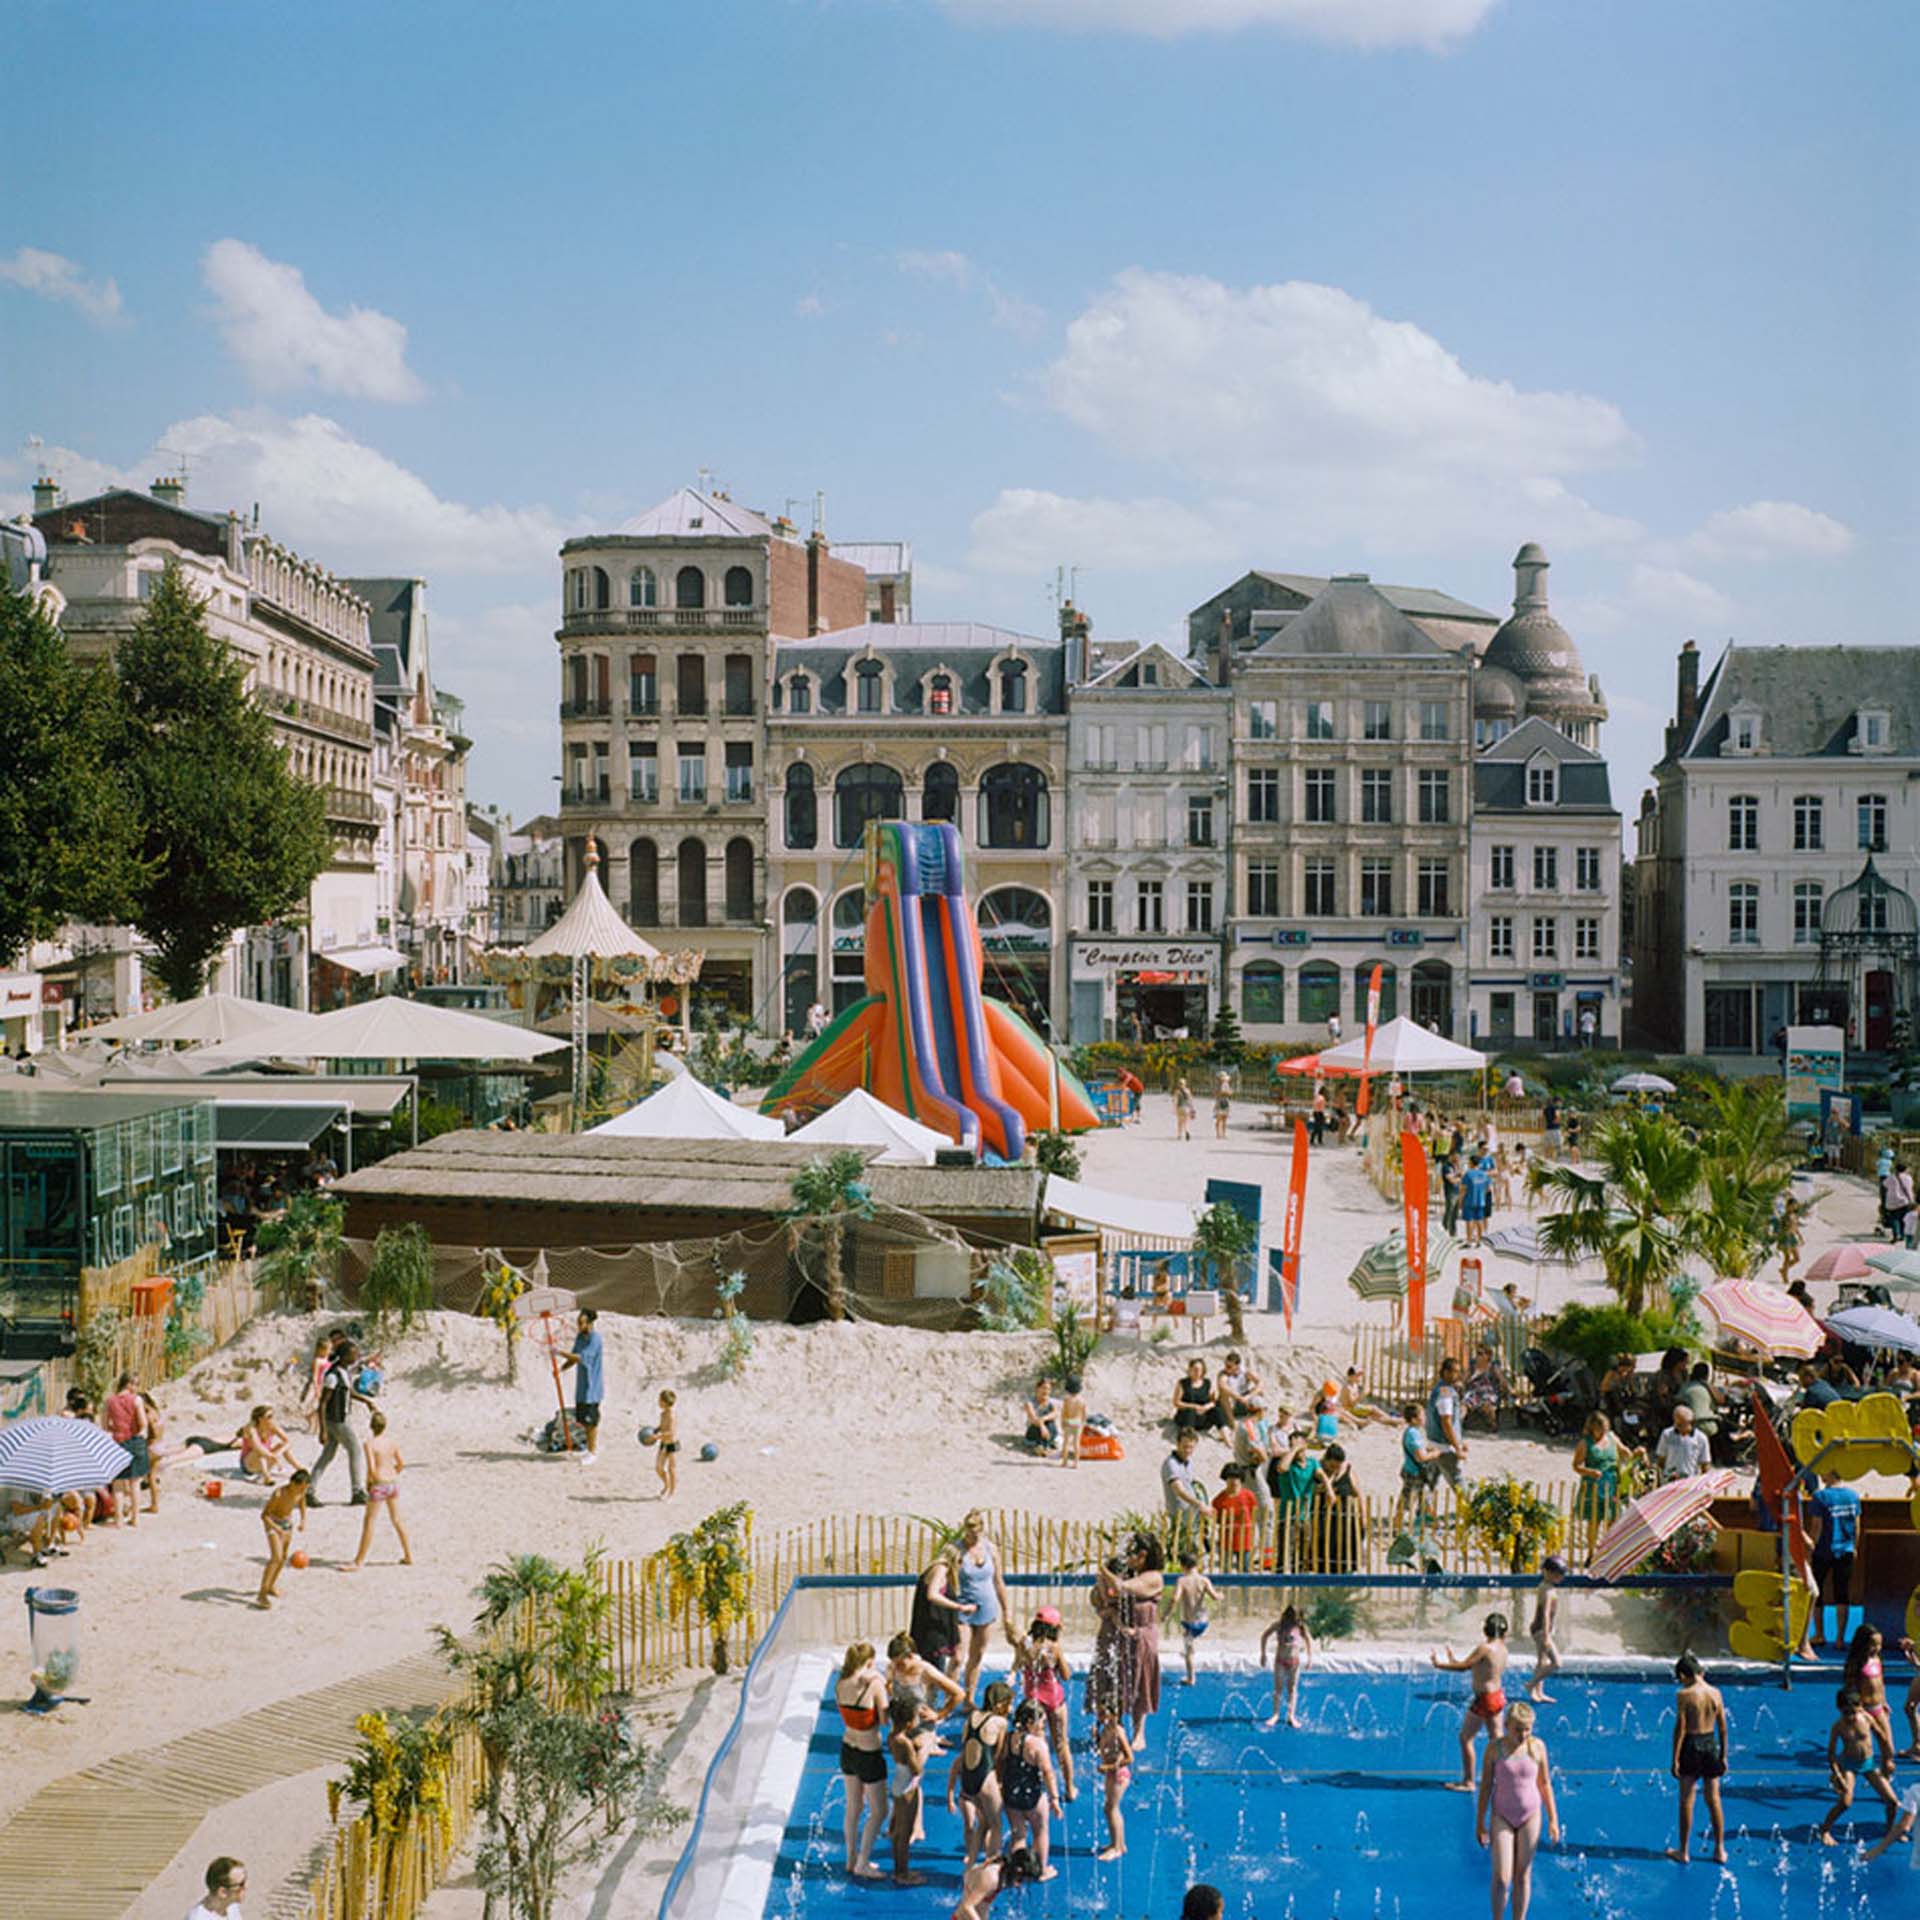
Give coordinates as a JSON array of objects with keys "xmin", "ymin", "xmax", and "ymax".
[
  {"xmin": 806, "ymin": 529, "xmax": 824, "ymax": 635},
  {"xmin": 1059, "ymin": 598, "xmax": 1091, "ymax": 685},
  {"xmin": 1213, "ymin": 605, "xmax": 1234, "ymax": 686},
  {"xmin": 151, "ymin": 475, "xmax": 186, "ymax": 506},
  {"xmin": 32, "ymin": 477, "xmax": 61, "ymax": 515},
  {"xmin": 1676, "ymin": 640, "xmax": 1699, "ymax": 729}
]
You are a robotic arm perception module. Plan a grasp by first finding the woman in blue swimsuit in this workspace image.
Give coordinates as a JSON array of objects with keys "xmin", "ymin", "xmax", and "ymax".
[{"xmin": 957, "ymin": 1509, "xmax": 1015, "ymax": 1700}]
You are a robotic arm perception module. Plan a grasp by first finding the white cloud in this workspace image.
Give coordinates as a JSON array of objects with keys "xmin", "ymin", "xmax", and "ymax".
[
  {"xmin": 940, "ymin": 0, "xmax": 1498, "ymax": 50},
  {"xmin": 969, "ymin": 488, "xmax": 1240, "ymax": 576},
  {"xmin": 897, "ymin": 249, "xmax": 1044, "ymax": 334},
  {"xmin": 202, "ymin": 239, "xmax": 425, "ymax": 403},
  {"xmin": 898, "ymin": 249, "xmax": 976, "ymax": 286},
  {"xmin": 1628, "ymin": 562, "xmax": 1735, "ymax": 629},
  {"xmin": 1683, "ymin": 499, "xmax": 1855, "ymax": 563},
  {"xmin": 795, "ymin": 293, "xmax": 827, "ymax": 318},
  {"xmin": 0, "ymin": 247, "xmax": 124, "ymax": 323}
]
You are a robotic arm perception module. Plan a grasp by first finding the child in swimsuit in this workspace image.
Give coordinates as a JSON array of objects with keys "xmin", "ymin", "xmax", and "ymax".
[
  {"xmin": 655, "ymin": 1390, "xmax": 678, "ymax": 1499},
  {"xmin": 1821, "ymin": 1684, "xmax": 1900, "ymax": 1844},
  {"xmin": 1059, "ymin": 1374, "xmax": 1086, "ymax": 1467},
  {"xmin": 1844, "ymin": 1624, "xmax": 1895, "ymax": 1746},
  {"xmin": 255, "ymin": 1469, "xmax": 309, "ymax": 1610},
  {"xmin": 996, "ymin": 1701, "xmax": 1061, "ymax": 1881},
  {"xmin": 1174, "ymin": 1550, "xmax": 1221, "ymax": 1686},
  {"xmin": 1314, "ymin": 1380, "xmax": 1343, "ymax": 1444},
  {"xmin": 946, "ymin": 1681, "xmax": 1011, "ymax": 1867},
  {"xmin": 834, "ymin": 1644, "xmax": 889, "ymax": 1878},
  {"xmin": 1431, "ymin": 1613, "xmax": 1510, "ymax": 1790},
  {"xmin": 1095, "ymin": 1700, "xmax": 1133, "ymax": 1861},
  {"xmin": 1261, "ymin": 1604, "xmax": 1315, "ymax": 1729},
  {"xmin": 886, "ymin": 1696, "xmax": 934, "ymax": 1887},
  {"xmin": 1527, "ymin": 1556, "xmax": 1566, "ymax": 1704},
  {"xmin": 1666, "ymin": 1652, "xmax": 1730, "ymax": 1864},
  {"xmin": 1015, "ymin": 1609, "xmax": 1075, "ymax": 1799},
  {"xmin": 1900, "ymin": 1633, "xmax": 1920, "ymax": 1761},
  {"xmin": 1475, "ymin": 1699, "xmax": 1560, "ymax": 1918},
  {"xmin": 344, "ymin": 1410, "xmax": 412, "ymax": 1572}
]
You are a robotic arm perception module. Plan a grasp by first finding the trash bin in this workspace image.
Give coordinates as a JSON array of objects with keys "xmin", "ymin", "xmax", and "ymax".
[{"xmin": 25, "ymin": 1585, "xmax": 80, "ymax": 1713}]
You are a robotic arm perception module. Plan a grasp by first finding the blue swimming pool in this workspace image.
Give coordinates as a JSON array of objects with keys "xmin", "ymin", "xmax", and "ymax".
[{"xmin": 760, "ymin": 1663, "xmax": 1913, "ymax": 1920}]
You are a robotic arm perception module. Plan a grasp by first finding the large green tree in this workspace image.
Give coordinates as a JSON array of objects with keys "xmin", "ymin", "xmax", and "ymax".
[
  {"xmin": 0, "ymin": 581, "xmax": 144, "ymax": 962},
  {"xmin": 115, "ymin": 564, "xmax": 332, "ymax": 1000}
]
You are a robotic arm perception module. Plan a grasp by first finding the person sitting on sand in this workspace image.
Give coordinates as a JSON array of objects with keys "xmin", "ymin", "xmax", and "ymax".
[
  {"xmin": 1215, "ymin": 1351, "xmax": 1260, "ymax": 1419},
  {"xmin": 343, "ymin": 1411, "xmax": 412, "ymax": 1572},
  {"xmin": 1821, "ymin": 1684, "xmax": 1900, "ymax": 1845},
  {"xmin": 1666, "ymin": 1652, "xmax": 1730, "ymax": 1864},
  {"xmin": 1339, "ymin": 1365, "xmax": 1391, "ymax": 1427},
  {"xmin": 1023, "ymin": 1377, "xmax": 1060, "ymax": 1453},
  {"xmin": 1431, "ymin": 1614, "xmax": 1511, "ymax": 1790},
  {"xmin": 1476, "ymin": 1698, "xmax": 1560, "ymax": 1919},
  {"xmin": 1172, "ymin": 1358, "xmax": 1227, "ymax": 1437},
  {"xmin": 255, "ymin": 1470, "xmax": 310, "ymax": 1609},
  {"xmin": 236, "ymin": 1406, "xmax": 296, "ymax": 1485}
]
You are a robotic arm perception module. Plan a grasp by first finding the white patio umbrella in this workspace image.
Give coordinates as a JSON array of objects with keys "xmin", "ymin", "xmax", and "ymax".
[
  {"xmin": 86, "ymin": 992, "xmax": 329, "ymax": 1050},
  {"xmin": 1611, "ymin": 1072, "xmax": 1677, "ymax": 1095},
  {"xmin": 587, "ymin": 1072, "xmax": 785, "ymax": 1141},
  {"xmin": 789, "ymin": 1089, "xmax": 949, "ymax": 1165},
  {"xmin": 1319, "ymin": 1017, "xmax": 1485, "ymax": 1074},
  {"xmin": 214, "ymin": 995, "xmax": 565, "ymax": 1064}
]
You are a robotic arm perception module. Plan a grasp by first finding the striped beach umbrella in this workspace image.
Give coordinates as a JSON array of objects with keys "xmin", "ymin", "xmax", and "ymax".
[
  {"xmin": 1485, "ymin": 1223, "xmax": 1577, "ymax": 1267},
  {"xmin": 1587, "ymin": 1468, "xmax": 1741, "ymax": 1582},
  {"xmin": 1865, "ymin": 1247, "xmax": 1920, "ymax": 1293},
  {"xmin": 1346, "ymin": 1228, "xmax": 1458, "ymax": 1301},
  {"xmin": 0, "ymin": 1417, "xmax": 132, "ymax": 1499},
  {"xmin": 1823, "ymin": 1305, "xmax": 1920, "ymax": 1355},
  {"xmin": 1697, "ymin": 1275, "xmax": 1824, "ymax": 1358},
  {"xmin": 1803, "ymin": 1243, "xmax": 1885, "ymax": 1285}
]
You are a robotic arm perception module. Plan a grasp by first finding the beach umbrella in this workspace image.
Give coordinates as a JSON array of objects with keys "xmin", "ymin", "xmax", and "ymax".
[
  {"xmin": 1346, "ymin": 1228, "xmax": 1458, "ymax": 1302},
  {"xmin": 1485, "ymin": 1223, "xmax": 1578, "ymax": 1266},
  {"xmin": 86, "ymin": 992, "xmax": 329, "ymax": 1049},
  {"xmin": 1697, "ymin": 1276, "xmax": 1824, "ymax": 1359},
  {"xmin": 0, "ymin": 1417, "xmax": 132, "ymax": 1499},
  {"xmin": 1586, "ymin": 1468, "xmax": 1741, "ymax": 1582},
  {"xmin": 1865, "ymin": 1248, "xmax": 1920, "ymax": 1292},
  {"xmin": 1611, "ymin": 1072, "xmax": 1676, "ymax": 1095},
  {"xmin": 1822, "ymin": 1305, "xmax": 1920, "ymax": 1355},
  {"xmin": 1802, "ymin": 1243, "xmax": 1884, "ymax": 1285}
]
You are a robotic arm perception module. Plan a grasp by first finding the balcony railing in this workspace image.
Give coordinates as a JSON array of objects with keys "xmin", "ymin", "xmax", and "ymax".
[
  {"xmin": 562, "ymin": 780, "xmax": 612, "ymax": 807},
  {"xmin": 324, "ymin": 786, "xmax": 377, "ymax": 823},
  {"xmin": 628, "ymin": 695, "xmax": 659, "ymax": 718},
  {"xmin": 723, "ymin": 696, "xmax": 756, "ymax": 717},
  {"xmin": 678, "ymin": 698, "xmax": 709, "ymax": 718},
  {"xmin": 725, "ymin": 773, "xmax": 754, "ymax": 804},
  {"xmin": 561, "ymin": 605, "xmax": 764, "ymax": 634},
  {"xmin": 630, "ymin": 784, "xmax": 660, "ymax": 805},
  {"xmin": 265, "ymin": 689, "xmax": 374, "ymax": 741},
  {"xmin": 559, "ymin": 697, "xmax": 612, "ymax": 719}
]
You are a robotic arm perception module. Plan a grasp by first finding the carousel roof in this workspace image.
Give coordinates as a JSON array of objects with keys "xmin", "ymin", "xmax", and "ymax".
[{"xmin": 520, "ymin": 840, "xmax": 659, "ymax": 962}]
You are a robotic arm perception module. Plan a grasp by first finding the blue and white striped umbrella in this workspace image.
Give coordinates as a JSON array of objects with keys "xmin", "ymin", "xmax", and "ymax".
[
  {"xmin": 1822, "ymin": 1305, "xmax": 1920, "ymax": 1355},
  {"xmin": 0, "ymin": 1417, "xmax": 132, "ymax": 1498}
]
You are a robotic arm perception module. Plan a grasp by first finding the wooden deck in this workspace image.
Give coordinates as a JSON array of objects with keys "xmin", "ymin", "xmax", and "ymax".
[{"xmin": 0, "ymin": 1648, "xmax": 448, "ymax": 1918}]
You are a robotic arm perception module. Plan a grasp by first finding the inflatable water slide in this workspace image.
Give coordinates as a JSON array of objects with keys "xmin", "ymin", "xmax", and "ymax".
[{"xmin": 762, "ymin": 821, "xmax": 1098, "ymax": 1160}]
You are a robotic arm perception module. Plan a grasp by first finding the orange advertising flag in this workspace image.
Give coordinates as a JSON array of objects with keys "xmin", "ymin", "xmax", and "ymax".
[
  {"xmin": 1356, "ymin": 962, "xmax": 1384, "ymax": 1118},
  {"xmin": 1280, "ymin": 1118, "xmax": 1309, "ymax": 1334},
  {"xmin": 1401, "ymin": 1128, "xmax": 1430, "ymax": 1341}
]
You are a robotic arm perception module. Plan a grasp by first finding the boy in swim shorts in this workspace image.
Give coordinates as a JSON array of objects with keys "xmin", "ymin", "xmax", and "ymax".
[
  {"xmin": 655, "ymin": 1389, "xmax": 679, "ymax": 1499},
  {"xmin": 1527, "ymin": 1556, "xmax": 1566, "ymax": 1704},
  {"xmin": 1174, "ymin": 1548, "xmax": 1220, "ymax": 1686},
  {"xmin": 1430, "ymin": 1613, "xmax": 1510, "ymax": 1790},
  {"xmin": 1666, "ymin": 1652, "xmax": 1730, "ymax": 1863},
  {"xmin": 255, "ymin": 1470, "xmax": 309, "ymax": 1609},
  {"xmin": 1821, "ymin": 1684, "xmax": 1900, "ymax": 1844}
]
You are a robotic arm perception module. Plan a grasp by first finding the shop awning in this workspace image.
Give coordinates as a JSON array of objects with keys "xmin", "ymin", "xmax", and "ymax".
[
  {"xmin": 213, "ymin": 1101, "xmax": 348, "ymax": 1150},
  {"xmin": 1043, "ymin": 1175, "xmax": 1197, "ymax": 1243},
  {"xmin": 99, "ymin": 1072, "xmax": 415, "ymax": 1119},
  {"xmin": 319, "ymin": 945, "xmax": 410, "ymax": 977}
]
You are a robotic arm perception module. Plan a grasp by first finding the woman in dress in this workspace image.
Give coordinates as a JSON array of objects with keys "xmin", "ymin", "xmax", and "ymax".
[
  {"xmin": 955, "ymin": 1510, "xmax": 1016, "ymax": 1700},
  {"xmin": 909, "ymin": 1552, "xmax": 967, "ymax": 1677},
  {"xmin": 1572, "ymin": 1411, "xmax": 1628, "ymax": 1536},
  {"xmin": 1111, "ymin": 1531, "xmax": 1166, "ymax": 1753},
  {"xmin": 833, "ymin": 1641, "xmax": 890, "ymax": 1878}
]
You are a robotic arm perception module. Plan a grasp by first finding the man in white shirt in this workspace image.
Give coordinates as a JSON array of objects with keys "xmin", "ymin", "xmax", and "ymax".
[
  {"xmin": 185, "ymin": 1855, "xmax": 246, "ymax": 1919},
  {"xmin": 1654, "ymin": 1406, "xmax": 1712, "ymax": 1482},
  {"xmin": 1161, "ymin": 1430, "xmax": 1209, "ymax": 1530}
]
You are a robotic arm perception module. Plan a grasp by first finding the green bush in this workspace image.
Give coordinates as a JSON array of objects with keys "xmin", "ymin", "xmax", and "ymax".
[
  {"xmin": 1545, "ymin": 1300, "xmax": 1696, "ymax": 1378},
  {"xmin": 979, "ymin": 1250, "xmax": 1050, "ymax": 1332},
  {"xmin": 1304, "ymin": 1588, "xmax": 1365, "ymax": 1641},
  {"xmin": 1032, "ymin": 1129, "xmax": 1082, "ymax": 1180},
  {"xmin": 362, "ymin": 1221, "xmax": 437, "ymax": 1336}
]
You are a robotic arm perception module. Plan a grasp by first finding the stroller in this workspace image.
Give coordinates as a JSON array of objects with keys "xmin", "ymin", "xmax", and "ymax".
[{"xmin": 1519, "ymin": 1348, "xmax": 1593, "ymax": 1437}]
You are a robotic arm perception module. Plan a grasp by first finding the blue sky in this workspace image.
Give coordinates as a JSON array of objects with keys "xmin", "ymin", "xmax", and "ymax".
[{"xmin": 3, "ymin": 0, "xmax": 1911, "ymax": 824}]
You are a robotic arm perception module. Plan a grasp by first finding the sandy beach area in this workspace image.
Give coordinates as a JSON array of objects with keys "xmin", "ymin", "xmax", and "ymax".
[{"xmin": 2, "ymin": 1093, "xmax": 1899, "ymax": 1916}]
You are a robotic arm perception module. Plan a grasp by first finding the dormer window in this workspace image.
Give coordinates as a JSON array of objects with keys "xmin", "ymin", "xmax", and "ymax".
[
  {"xmin": 1855, "ymin": 708, "xmax": 1890, "ymax": 753},
  {"xmin": 1141, "ymin": 661, "xmax": 1159, "ymax": 687},
  {"xmin": 855, "ymin": 660, "xmax": 884, "ymax": 713},
  {"xmin": 1525, "ymin": 757, "xmax": 1558, "ymax": 806},
  {"xmin": 1000, "ymin": 660, "xmax": 1028, "ymax": 713},
  {"xmin": 789, "ymin": 673, "xmax": 811, "ymax": 715},
  {"xmin": 928, "ymin": 673, "xmax": 954, "ymax": 716},
  {"xmin": 1728, "ymin": 708, "xmax": 1760, "ymax": 754}
]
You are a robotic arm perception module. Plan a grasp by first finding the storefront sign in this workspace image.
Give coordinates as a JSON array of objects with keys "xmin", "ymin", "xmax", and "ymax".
[
  {"xmin": 1077, "ymin": 943, "xmax": 1215, "ymax": 973},
  {"xmin": 1529, "ymin": 972, "xmax": 1565, "ymax": 992},
  {"xmin": 0, "ymin": 973, "xmax": 42, "ymax": 1019},
  {"xmin": 1386, "ymin": 928, "xmax": 1425, "ymax": 948}
]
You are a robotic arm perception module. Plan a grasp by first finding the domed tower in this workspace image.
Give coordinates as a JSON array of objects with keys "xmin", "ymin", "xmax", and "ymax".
[{"xmin": 1480, "ymin": 543, "xmax": 1608, "ymax": 748}]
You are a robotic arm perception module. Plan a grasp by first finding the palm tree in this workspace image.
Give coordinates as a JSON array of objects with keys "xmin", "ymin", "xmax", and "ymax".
[
  {"xmin": 1192, "ymin": 1199, "xmax": 1256, "ymax": 1345},
  {"xmin": 788, "ymin": 1149, "xmax": 873, "ymax": 1321},
  {"xmin": 1694, "ymin": 1078, "xmax": 1799, "ymax": 1278},
  {"xmin": 1528, "ymin": 1109, "xmax": 1709, "ymax": 1315}
]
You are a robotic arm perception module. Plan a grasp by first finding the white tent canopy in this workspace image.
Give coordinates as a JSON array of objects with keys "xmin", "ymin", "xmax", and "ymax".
[
  {"xmin": 587, "ymin": 1072, "xmax": 785, "ymax": 1141},
  {"xmin": 1319, "ymin": 1016, "xmax": 1485, "ymax": 1074},
  {"xmin": 1043, "ymin": 1175, "xmax": 1198, "ymax": 1243},
  {"xmin": 789, "ymin": 1089, "xmax": 949, "ymax": 1165},
  {"xmin": 320, "ymin": 944, "xmax": 410, "ymax": 977},
  {"xmin": 87, "ymin": 992, "xmax": 330, "ymax": 1049},
  {"xmin": 519, "ymin": 857, "xmax": 659, "ymax": 962},
  {"xmin": 209, "ymin": 995, "xmax": 564, "ymax": 1064}
]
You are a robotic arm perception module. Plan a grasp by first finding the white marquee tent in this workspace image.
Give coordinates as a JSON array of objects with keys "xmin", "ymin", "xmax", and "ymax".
[
  {"xmin": 1318, "ymin": 1016, "xmax": 1485, "ymax": 1074},
  {"xmin": 587, "ymin": 1072, "xmax": 785, "ymax": 1141},
  {"xmin": 788, "ymin": 1089, "xmax": 950, "ymax": 1165}
]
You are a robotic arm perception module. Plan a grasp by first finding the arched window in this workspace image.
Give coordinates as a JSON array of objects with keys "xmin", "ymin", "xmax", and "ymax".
[
  {"xmin": 675, "ymin": 566, "xmax": 706, "ymax": 610},
  {"xmin": 855, "ymin": 661, "xmax": 884, "ymax": 713},
  {"xmin": 999, "ymin": 659, "xmax": 1028, "ymax": 713},
  {"xmin": 782, "ymin": 889, "xmax": 819, "ymax": 1034},
  {"xmin": 835, "ymin": 763, "xmax": 904, "ymax": 849},
  {"xmin": 677, "ymin": 839, "xmax": 708, "ymax": 927},
  {"xmin": 1297, "ymin": 962, "xmax": 1340, "ymax": 1027},
  {"xmin": 979, "ymin": 763, "xmax": 1049, "ymax": 849},
  {"xmin": 1243, "ymin": 963, "xmax": 1286, "ymax": 1026},
  {"xmin": 831, "ymin": 889, "xmax": 867, "ymax": 1013},
  {"xmin": 592, "ymin": 566, "xmax": 611, "ymax": 610},
  {"xmin": 789, "ymin": 673, "xmax": 812, "ymax": 715},
  {"xmin": 923, "ymin": 761, "xmax": 959, "ymax": 823},
  {"xmin": 785, "ymin": 763, "xmax": 817, "ymax": 849},
  {"xmin": 629, "ymin": 838, "xmax": 659, "ymax": 926},
  {"xmin": 978, "ymin": 889, "xmax": 1052, "ymax": 1036},
  {"xmin": 724, "ymin": 837, "xmax": 755, "ymax": 922},
  {"xmin": 928, "ymin": 673, "xmax": 954, "ymax": 716},
  {"xmin": 723, "ymin": 565, "xmax": 754, "ymax": 608},
  {"xmin": 629, "ymin": 566, "xmax": 657, "ymax": 608},
  {"xmin": 1353, "ymin": 964, "xmax": 1398, "ymax": 1024},
  {"xmin": 1410, "ymin": 959, "xmax": 1453, "ymax": 1035}
]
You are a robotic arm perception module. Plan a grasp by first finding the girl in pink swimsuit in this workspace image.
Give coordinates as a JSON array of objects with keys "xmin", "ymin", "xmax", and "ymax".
[
  {"xmin": 1016, "ymin": 1608, "xmax": 1075, "ymax": 1800},
  {"xmin": 1475, "ymin": 1700, "xmax": 1560, "ymax": 1920},
  {"xmin": 1844, "ymin": 1624, "xmax": 1894, "ymax": 1743}
]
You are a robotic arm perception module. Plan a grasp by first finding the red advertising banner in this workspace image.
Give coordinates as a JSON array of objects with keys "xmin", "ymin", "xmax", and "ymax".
[
  {"xmin": 1356, "ymin": 962, "xmax": 1384, "ymax": 1118},
  {"xmin": 1401, "ymin": 1128, "xmax": 1429, "ymax": 1340},
  {"xmin": 1280, "ymin": 1118, "xmax": 1309, "ymax": 1334}
]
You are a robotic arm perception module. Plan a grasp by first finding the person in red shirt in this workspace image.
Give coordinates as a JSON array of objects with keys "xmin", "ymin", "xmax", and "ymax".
[
  {"xmin": 101, "ymin": 1372, "xmax": 150, "ymax": 1529},
  {"xmin": 1117, "ymin": 1069, "xmax": 1144, "ymax": 1124},
  {"xmin": 1211, "ymin": 1465, "xmax": 1259, "ymax": 1570}
]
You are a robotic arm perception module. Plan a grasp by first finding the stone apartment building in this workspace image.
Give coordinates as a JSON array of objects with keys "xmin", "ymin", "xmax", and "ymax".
[
  {"xmin": 1063, "ymin": 612, "xmax": 1231, "ymax": 1043},
  {"xmin": 1633, "ymin": 642, "xmax": 1920, "ymax": 1056},
  {"xmin": 552, "ymin": 488, "xmax": 870, "ymax": 1017},
  {"xmin": 490, "ymin": 815, "xmax": 565, "ymax": 948},
  {"xmin": 30, "ymin": 478, "xmax": 381, "ymax": 1009},
  {"xmin": 766, "ymin": 620, "xmax": 1069, "ymax": 1038},
  {"xmin": 1221, "ymin": 575, "xmax": 1476, "ymax": 1039}
]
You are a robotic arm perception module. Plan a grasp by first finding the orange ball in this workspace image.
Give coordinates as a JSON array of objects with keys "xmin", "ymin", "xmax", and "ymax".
[{"xmin": 290, "ymin": 1549, "xmax": 309, "ymax": 1569}]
